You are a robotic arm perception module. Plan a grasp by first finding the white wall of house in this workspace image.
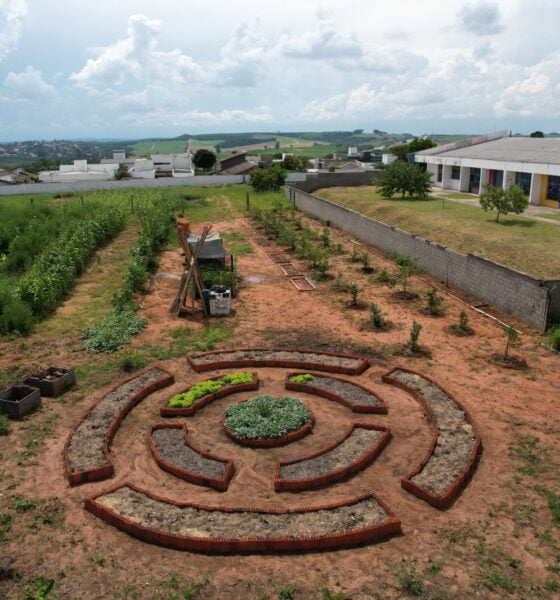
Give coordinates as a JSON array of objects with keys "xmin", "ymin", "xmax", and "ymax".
[
  {"xmin": 38, "ymin": 161, "xmax": 118, "ymax": 183},
  {"xmin": 382, "ymin": 153, "xmax": 397, "ymax": 164}
]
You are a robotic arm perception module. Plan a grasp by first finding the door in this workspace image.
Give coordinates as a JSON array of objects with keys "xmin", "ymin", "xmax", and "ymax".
[{"xmin": 469, "ymin": 168, "xmax": 481, "ymax": 194}]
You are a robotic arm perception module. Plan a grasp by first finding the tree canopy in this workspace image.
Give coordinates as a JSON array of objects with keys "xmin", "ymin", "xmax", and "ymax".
[
  {"xmin": 392, "ymin": 138, "xmax": 436, "ymax": 162},
  {"xmin": 379, "ymin": 161, "xmax": 432, "ymax": 199},
  {"xmin": 479, "ymin": 184, "xmax": 529, "ymax": 222},
  {"xmin": 192, "ymin": 149, "xmax": 217, "ymax": 171},
  {"xmin": 250, "ymin": 165, "xmax": 287, "ymax": 192}
]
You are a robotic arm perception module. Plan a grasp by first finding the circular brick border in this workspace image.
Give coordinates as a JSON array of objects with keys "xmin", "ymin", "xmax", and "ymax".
[
  {"xmin": 64, "ymin": 366, "xmax": 174, "ymax": 486},
  {"xmin": 85, "ymin": 482, "xmax": 402, "ymax": 553},
  {"xmin": 160, "ymin": 373, "xmax": 259, "ymax": 417},
  {"xmin": 147, "ymin": 424, "xmax": 235, "ymax": 491},
  {"xmin": 285, "ymin": 372, "xmax": 388, "ymax": 414},
  {"xmin": 187, "ymin": 348, "xmax": 369, "ymax": 375},
  {"xmin": 274, "ymin": 423, "xmax": 391, "ymax": 492},
  {"xmin": 381, "ymin": 366, "xmax": 482, "ymax": 509}
]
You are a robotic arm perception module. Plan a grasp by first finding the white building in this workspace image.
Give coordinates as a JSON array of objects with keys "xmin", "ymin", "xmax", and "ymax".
[
  {"xmin": 414, "ymin": 131, "xmax": 560, "ymax": 208},
  {"xmin": 38, "ymin": 160, "xmax": 119, "ymax": 183}
]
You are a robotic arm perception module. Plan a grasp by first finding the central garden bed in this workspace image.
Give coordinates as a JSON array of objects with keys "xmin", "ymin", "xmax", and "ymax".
[
  {"xmin": 86, "ymin": 484, "xmax": 401, "ymax": 553},
  {"xmin": 223, "ymin": 395, "xmax": 313, "ymax": 447}
]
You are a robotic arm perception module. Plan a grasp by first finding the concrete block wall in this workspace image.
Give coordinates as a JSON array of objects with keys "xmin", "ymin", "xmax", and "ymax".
[
  {"xmin": 291, "ymin": 171, "xmax": 383, "ymax": 193},
  {"xmin": 286, "ymin": 186, "xmax": 555, "ymax": 331}
]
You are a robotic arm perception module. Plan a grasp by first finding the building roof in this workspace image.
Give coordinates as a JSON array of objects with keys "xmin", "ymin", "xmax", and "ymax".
[
  {"xmin": 219, "ymin": 152, "xmax": 247, "ymax": 165},
  {"xmin": 220, "ymin": 162, "xmax": 256, "ymax": 175},
  {"xmin": 417, "ymin": 133, "xmax": 560, "ymax": 166}
]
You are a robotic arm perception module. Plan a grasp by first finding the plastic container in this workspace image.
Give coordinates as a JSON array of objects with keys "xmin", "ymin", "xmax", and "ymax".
[{"xmin": 209, "ymin": 289, "xmax": 232, "ymax": 316}]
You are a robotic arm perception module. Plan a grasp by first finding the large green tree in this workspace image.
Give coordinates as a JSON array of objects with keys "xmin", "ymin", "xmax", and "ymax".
[
  {"xmin": 379, "ymin": 161, "xmax": 432, "ymax": 199},
  {"xmin": 392, "ymin": 138, "xmax": 436, "ymax": 162},
  {"xmin": 479, "ymin": 184, "xmax": 529, "ymax": 222},
  {"xmin": 193, "ymin": 149, "xmax": 217, "ymax": 171},
  {"xmin": 250, "ymin": 165, "xmax": 287, "ymax": 192}
]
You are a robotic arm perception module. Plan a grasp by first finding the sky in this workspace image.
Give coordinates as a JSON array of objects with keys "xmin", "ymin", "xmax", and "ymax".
[{"xmin": 1, "ymin": 0, "xmax": 560, "ymax": 140}]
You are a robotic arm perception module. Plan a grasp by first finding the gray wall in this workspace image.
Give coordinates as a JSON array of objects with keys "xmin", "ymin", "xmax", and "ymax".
[
  {"xmin": 286, "ymin": 186, "xmax": 559, "ymax": 331},
  {"xmin": 290, "ymin": 170, "xmax": 383, "ymax": 194}
]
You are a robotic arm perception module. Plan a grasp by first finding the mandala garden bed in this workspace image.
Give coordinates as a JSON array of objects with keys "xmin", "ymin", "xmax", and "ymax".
[
  {"xmin": 285, "ymin": 373, "xmax": 387, "ymax": 414},
  {"xmin": 64, "ymin": 367, "xmax": 174, "ymax": 485},
  {"xmin": 188, "ymin": 349, "xmax": 369, "ymax": 375},
  {"xmin": 160, "ymin": 372, "xmax": 258, "ymax": 417},
  {"xmin": 275, "ymin": 424, "xmax": 391, "ymax": 491},
  {"xmin": 148, "ymin": 424, "xmax": 234, "ymax": 491},
  {"xmin": 85, "ymin": 484, "xmax": 401, "ymax": 553},
  {"xmin": 382, "ymin": 367, "xmax": 481, "ymax": 509},
  {"xmin": 223, "ymin": 395, "xmax": 314, "ymax": 447}
]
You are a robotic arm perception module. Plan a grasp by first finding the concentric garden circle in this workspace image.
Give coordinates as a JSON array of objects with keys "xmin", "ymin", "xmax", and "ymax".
[{"xmin": 223, "ymin": 395, "xmax": 314, "ymax": 447}]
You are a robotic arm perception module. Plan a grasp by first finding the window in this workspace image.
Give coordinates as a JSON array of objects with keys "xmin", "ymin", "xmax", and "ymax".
[
  {"xmin": 451, "ymin": 166, "xmax": 461, "ymax": 180},
  {"xmin": 547, "ymin": 175, "xmax": 560, "ymax": 202},
  {"xmin": 515, "ymin": 172, "xmax": 532, "ymax": 195},
  {"xmin": 437, "ymin": 165, "xmax": 443, "ymax": 182}
]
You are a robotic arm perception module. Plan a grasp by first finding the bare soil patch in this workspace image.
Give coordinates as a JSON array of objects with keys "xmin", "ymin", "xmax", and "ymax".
[{"xmin": 489, "ymin": 353, "xmax": 529, "ymax": 370}]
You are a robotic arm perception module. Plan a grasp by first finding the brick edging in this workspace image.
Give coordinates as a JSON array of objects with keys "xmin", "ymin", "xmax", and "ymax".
[
  {"xmin": 381, "ymin": 367, "xmax": 482, "ymax": 509},
  {"xmin": 223, "ymin": 415, "xmax": 314, "ymax": 448},
  {"xmin": 285, "ymin": 372, "xmax": 388, "ymax": 414},
  {"xmin": 187, "ymin": 348, "xmax": 369, "ymax": 375},
  {"xmin": 160, "ymin": 373, "xmax": 259, "ymax": 417},
  {"xmin": 147, "ymin": 424, "xmax": 234, "ymax": 491},
  {"xmin": 85, "ymin": 482, "xmax": 401, "ymax": 553},
  {"xmin": 274, "ymin": 423, "xmax": 391, "ymax": 491},
  {"xmin": 63, "ymin": 366, "xmax": 174, "ymax": 486}
]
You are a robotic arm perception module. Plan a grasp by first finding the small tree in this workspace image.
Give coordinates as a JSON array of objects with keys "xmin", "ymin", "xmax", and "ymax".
[
  {"xmin": 193, "ymin": 149, "xmax": 217, "ymax": 171},
  {"xmin": 346, "ymin": 283, "xmax": 362, "ymax": 306},
  {"xmin": 503, "ymin": 325, "xmax": 520, "ymax": 359},
  {"xmin": 530, "ymin": 131, "xmax": 544, "ymax": 138},
  {"xmin": 369, "ymin": 303, "xmax": 385, "ymax": 329},
  {"xmin": 379, "ymin": 161, "xmax": 432, "ymax": 199},
  {"xmin": 114, "ymin": 165, "xmax": 130, "ymax": 180},
  {"xmin": 408, "ymin": 320, "xmax": 422, "ymax": 352},
  {"xmin": 250, "ymin": 165, "xmax": 287, "ymax": 192},
  {"xmin": 426, "ymin": 288, "xmax": 443, "ymax": 315},
  {"xmin": 451, "ymin": 310, "xmax": 473, "ymax": 335},
  {"xmin": 479, "ymin": 184, "xmax": 529, "ymax": 222}
]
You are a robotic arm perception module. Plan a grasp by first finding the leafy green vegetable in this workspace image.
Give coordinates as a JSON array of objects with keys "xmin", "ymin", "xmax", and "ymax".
[
  {"xmin": 289, "ymin": 374, "xmax": 314, "ymax": 384},
  {"xmin": 168, "ymin": 372, "xmax": 254, "ymax": 407},
  {"xmin": 82, "ymin": 310, "xmax": 147, "ymax": 353},
  {"xmin": 225, "ymin": 395, "xmax": 310, "ymax": 439},
  {"xmin": 221, "ymin": 372, "xmax": 254, "ymax": 385}
]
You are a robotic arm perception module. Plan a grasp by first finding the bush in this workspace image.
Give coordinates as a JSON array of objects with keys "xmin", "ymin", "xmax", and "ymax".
[
  {"xmin": 345, "ymin": 283, "xmax": 362, "ymax": 306},
  {"xmin": 451, "ymin": 310, "xmax": 473, "ymax": 335},
  {"xmin": 289, "ymin": 374, "xmax": 314, "ymax": 384},
  {"xmin": 408, "ymin": 320, "xmax": 422, "ymax": 352},
  {"xmin": 224, "ymin": 395, "xmax": 310, "ymax": 439},
  {"xmin": 503, "ymin": 325, "xmax": 520, "ymax": 359},
  {"xmin": 0, "ymin": 413, "xmax": 10, "ymax": 436},
  {"xmin": 547, "ymin": 325, "xmax": 560, "ymax": 351},
  {"xmin": 369, "ymin": 303, "xmax": 385, "ymax": 329},
  {"xmin": 193, "ymin": 149, "xmax": 217, "ymax": 171},
  {"xmin": 0, "ymin": 289, "xmax": 34, "ymax": 336},
  {"xmin": 83, "ymin": 310, "xmax": 147, "ymax": 353},
  {"xmin": 426, "ymin": 288, "xmax": 443, "ymax": 315},
  {"xmin": 376, "ymin": 268, "xmax": 397, "ymax": 286},
  {"xmin": 250, "ymin": 165, "xmax": 287, "ymax": 192}
]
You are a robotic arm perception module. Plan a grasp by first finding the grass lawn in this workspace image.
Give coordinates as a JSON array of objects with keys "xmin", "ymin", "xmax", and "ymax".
[{"xmin": 317, "ymin": 186, "xmax": 560, "ymax": 279}]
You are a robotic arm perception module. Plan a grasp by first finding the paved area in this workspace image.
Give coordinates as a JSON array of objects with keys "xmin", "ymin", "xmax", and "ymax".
[{"xmin": 430, "ymin": 187, "xmax": 560, "ymax": 226}]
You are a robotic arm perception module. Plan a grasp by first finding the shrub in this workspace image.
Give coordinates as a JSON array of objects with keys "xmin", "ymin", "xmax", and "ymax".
[
  {"xmin": 224, "ymin": 395, "xmax": 311, "ymax": 439},
  {"xmin": 379, "ymin": 161, "xmax": 432, "ymax": 199},
  {"xmin": 290, "ymin": 374, "xmax": 314, "ymax": 384},
  {"xmin": 547, "ymin": 324, "xmax": 560, "ymax": 351},
  {"xmin": 376, "ymin": 268, "xmax": 397, "ymax": 286},
  {"xmin": 345, "ymin": 283, "xmax": 362, "ymax": 306},
  {"xmin": 350, "ymin": 247, "xmax": 361, "ymax": 263},
  {"xmin": 82, "ymin": 310, "xmax": 147, "ymax": 353},
  {"xmin": 360, "ymin": 253, "xmax": 374, "ymax": 273},
  {"xmin": 250, "ymin": 165, "xmax": 287, "ymax": 192},
  {"xmin": 369, "ymin": 303, "xmax": 385, "ymax": 329},
  {"xmin": 0, "ymin": 413, "xmax": 10, "ymax": 436},
  {"xmin": 114, "ymin": 351, "xmax": 148, "ymax": 373},
  {"xmin": 278, "ymin": 584, "xmax": 298, "ymax": 600},
  {"xmin": 169, "ymin": 380, "xmax": 224, "ymax": 408},
  {"xmin": 426, "ymin": 288, "xmax": 443, "ymax": 315},
  {"xmin": 0, "ymin": 289, "xmax": 34, "ymax": 336},
  {"xmin": 408, "ymin": 320, "xmax": 422, "ymax": 352}
]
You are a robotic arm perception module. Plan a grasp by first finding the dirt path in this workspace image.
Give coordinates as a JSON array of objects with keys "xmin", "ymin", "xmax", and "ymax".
[{"xmin": 0, "ymin": 200, "xmax": 559, "ymax": 599}]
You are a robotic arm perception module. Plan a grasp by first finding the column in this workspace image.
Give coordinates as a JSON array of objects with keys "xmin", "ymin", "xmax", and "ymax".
[
  {"xmin": 459, "ymin": 167, "xmax": 470, "ymax": 192},
  {"xmin": 479, "ymin": 169, "xmax": 490, "ymax": 194},
  {"xmin": 503, "ymin": 170, "xmax": 515, "ymax": 190},
  {"xmin": 529, "ymin": 174, "xmax": 543, "ymax": 205},
  {"xmin": 442, "ymin": 165, "xmax": 452, "ymax": 189}
]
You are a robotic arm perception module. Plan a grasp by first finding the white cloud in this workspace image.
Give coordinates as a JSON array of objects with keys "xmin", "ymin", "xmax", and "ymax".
[
  {"xmin": 4, "ymin": 66, "xmax": 58, "ymax": 102},
  {"xmin": 118, "ymin": 106, "xmax": 273, "ymax": 127},
  {"xmin": 70, "ymin": 15, "xmax": 204, "ymax": 91},
  {"xmin": 458, "ymin": 2, "xmax": 504, "ymax": 36},
  {"xmin": 0, "ymin": 0, "xmax": 28, "ymax": 60}
]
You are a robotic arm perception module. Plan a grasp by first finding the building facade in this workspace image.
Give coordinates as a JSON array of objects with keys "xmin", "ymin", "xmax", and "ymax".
[{"xmin": 414, "ymin": 131, "xmax": 560, "ymax": 207}]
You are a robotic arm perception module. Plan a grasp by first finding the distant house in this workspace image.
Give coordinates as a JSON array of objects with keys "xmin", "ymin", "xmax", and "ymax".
[
  {"xmin": 217, "ymin": 152, "xmax": 256, "ymax": 175},
  {"xmin": 0, "ymin": 168, "xmax": 38, "ymax": 185},
  {"xmin": 103, "ymin": 150, "xmax": 195, "ymax": 180},
  {"xmin": 414, "ymin": 130, "xmax": 560, "ymax": 205},
  {"xmin": 38, "ymin": 160, "xmax": 119, "ymax": 183}
]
